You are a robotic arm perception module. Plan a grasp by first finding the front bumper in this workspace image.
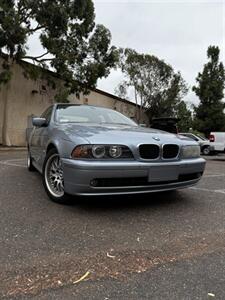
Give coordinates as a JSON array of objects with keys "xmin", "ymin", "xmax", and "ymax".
[{"xmin": 62, "ymin": 158, "xmax": 206, "ymax": 196}]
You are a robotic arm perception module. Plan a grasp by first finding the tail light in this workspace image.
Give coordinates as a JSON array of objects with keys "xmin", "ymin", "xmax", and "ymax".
[{"xmin": 209, "ymin": 134, "xmax": 215, "ymax": 142}]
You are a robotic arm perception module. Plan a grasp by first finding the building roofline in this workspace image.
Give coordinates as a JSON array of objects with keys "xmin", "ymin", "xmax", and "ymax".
[
  {"xmin": 0, "ymin": 52, "xmax": 140, "ymax": 108},
  {"xmin": 92, "ymin": 88, "xmax": 139, "ymax": 107}
]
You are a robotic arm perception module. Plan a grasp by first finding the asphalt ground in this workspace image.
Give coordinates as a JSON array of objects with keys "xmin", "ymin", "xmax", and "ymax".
[{"xmin": 0, "ymin": 151, "xmax": 225, "ymax": 300}]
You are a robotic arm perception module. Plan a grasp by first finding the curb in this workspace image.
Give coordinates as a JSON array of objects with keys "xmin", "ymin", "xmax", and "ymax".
[
  {"xmin": 203, "ymin": 155, "xmax": 225, "ymax": 161},
  {"xmin": 0, "ymin": 147, "xmax": 27, "ymax": 151}
]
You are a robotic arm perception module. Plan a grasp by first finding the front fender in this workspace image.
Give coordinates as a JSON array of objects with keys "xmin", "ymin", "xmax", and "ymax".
[{"xmin": 46, "ymin": 137, "xmax": 86, "ymax": 160}]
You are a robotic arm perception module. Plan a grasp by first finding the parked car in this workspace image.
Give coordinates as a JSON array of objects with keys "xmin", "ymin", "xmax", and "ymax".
[
  {"xmin": 27, "ymin": 104, "xmax": 205, "ymax": 204},
  {"xmin": 179, "ymin": 133, "xmax": 213, "ymax": 155},
  {"xmin": 150, "ymin": 117, "xmax": 179, "ymax": 134},
  {"xmin": 209, "ymin": 132, "xmax": 225, "ymax": 153}
]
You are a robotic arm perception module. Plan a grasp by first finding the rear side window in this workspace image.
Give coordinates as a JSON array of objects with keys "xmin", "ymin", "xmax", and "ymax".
[
  {"xmin": 181, "ymin": 134, "xmax": 199, "ymax": 141},
  {"xmin": 187, "ymin": 134, "xmax": 198, "ymax": 141}
]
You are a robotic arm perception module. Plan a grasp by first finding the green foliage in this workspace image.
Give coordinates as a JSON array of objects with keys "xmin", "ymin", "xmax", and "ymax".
[
  {"xmin": 114, "ymin": 81, "xmax": 129, "ymax": 100},
  {"xmin": 176, "ymin": 101, "xmax": 193, "ymax": 132},
  {"xmin": 54, "ymin": 89, "xmax": 70, "ymax": 103},
  {"xmin": 193, "ymin": 46, "xmax": 225, "ymax": 135},
  {"xmin": 0, "ymin": 0, "xmax": 118, "ymax": 97},
  {"xmin": 0, "ymin": 59, "xmax": 12, "ymax": 87},
  {"xmin": 116, "ymin": 48, "xmax": 188, "ymax": 122}
]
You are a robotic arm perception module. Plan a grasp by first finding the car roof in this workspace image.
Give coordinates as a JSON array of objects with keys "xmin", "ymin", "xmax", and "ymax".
[
  {"xmin": 54, "ymin": 103, "xmax": 113, "ymax": 110},
  {"xmin": 180, "ymin": 133, "xmax": 194, "ymax": 135}
]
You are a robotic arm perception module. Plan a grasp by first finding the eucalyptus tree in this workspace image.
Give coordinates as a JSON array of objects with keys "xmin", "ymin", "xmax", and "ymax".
[{"xmin": 116, "ymin": 48, "xmax": 188, "ymax": 123}]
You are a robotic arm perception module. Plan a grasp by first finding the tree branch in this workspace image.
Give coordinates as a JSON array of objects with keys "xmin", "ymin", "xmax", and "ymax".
[
  {"xmin": 22, "ymin": 56, "xmax": 54, "ymax": 65},
  {"xmin": 28, "ymin": 25, "xmax": 45, "ymax": 33},
  {"xmin": 40, "ymin": 58, "xmax": 54, "ymax": 62},
  {"xmin": 19, "ymin": 9, "xmax": 33, "ymax": 24},
  {"xmin": 23, "ymin": 52, "xmax": 50, "ymax": 60}
]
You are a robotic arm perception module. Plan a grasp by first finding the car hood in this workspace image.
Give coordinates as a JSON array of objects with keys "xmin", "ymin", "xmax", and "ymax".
[{"xmin": 60, "ymin": 123, "xmax": 185, "ymax": 145}]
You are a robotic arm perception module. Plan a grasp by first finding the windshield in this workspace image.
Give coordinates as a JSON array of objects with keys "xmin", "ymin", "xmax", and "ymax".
[
  {"xmin": 55, "ymin": 105, "xmax": 137, "ymax": 126},
  {"xmin": 195, "ymin": 134, "xmax": 207, "ymax": 141}
]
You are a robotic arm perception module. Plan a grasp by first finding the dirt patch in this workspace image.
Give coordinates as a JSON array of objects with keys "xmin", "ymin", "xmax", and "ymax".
[{"xmin": 1, "ymin": 231, "xmax": 225, "ymax": 299}]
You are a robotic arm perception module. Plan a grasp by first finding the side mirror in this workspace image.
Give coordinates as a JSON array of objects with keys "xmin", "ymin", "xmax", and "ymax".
[{"xmin": 32, "ymin": 117, "xmax": 47, "ymax": 127}]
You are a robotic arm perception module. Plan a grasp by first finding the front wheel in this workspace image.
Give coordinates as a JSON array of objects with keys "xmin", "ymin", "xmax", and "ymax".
[
  {"xmin": 202, "ymin": 146, "xmax": 210, "ymax": 156},
  {"xmin": 43, "ymin": 149, "xmax": 71, "ymax": 204},
  {"xmin": 27, "ymin": 148, "xmax": 36, "ymax": 172}
]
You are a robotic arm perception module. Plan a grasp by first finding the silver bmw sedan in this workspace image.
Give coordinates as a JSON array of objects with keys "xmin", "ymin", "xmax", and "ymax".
[{"xmin": 27, "ymin": 104, "xmax": 206, "ymax": 204}]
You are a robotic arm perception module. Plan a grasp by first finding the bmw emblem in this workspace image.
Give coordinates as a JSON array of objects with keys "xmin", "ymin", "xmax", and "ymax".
[{"xmin": 152, "ymin": 136, "xmax": 160, "ymax": 141}]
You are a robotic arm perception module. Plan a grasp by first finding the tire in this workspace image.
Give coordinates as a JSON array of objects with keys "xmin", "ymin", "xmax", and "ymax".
[
  {"xmin": 27, "ymin": 148, "xmax": 36, "ymax": 172},
  {"xmin": 42, "ymin": 148, "xmax": 71, "ymax": 204},
  {"xmin": 202, "ymin": 146, "xmax": 210, "ymax": 156}
]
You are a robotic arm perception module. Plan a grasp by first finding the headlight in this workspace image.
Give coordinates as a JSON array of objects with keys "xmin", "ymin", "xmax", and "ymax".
[
  {"xmin": 109, "ymin": 145, "xmax": 123, "ymax": 158},
  {"xmin": 181, "ymin": 145, "xmax": 200, "ymax": 159},
  {"xmin": 92, "ymin": 145, "xmax": 106, "ymax": 159},
  {"xmin": 71, "ymin": 145, "xmax": 133, "ymax": 159}
]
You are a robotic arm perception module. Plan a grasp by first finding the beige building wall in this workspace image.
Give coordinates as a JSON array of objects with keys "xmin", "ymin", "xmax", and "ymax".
[
  {"xmin": 0, "ymin": 62, "xmax": 5, "ymax": 144},
  {"xmin": 0, "ymin": 63, "xmax": 58, "ymax": 146},
  {"xmin": 0, "ymin": 82, "xmax": 6, "ymax": 145},
  {"xmin": 0, "ymin": 59, "xmax": 148, "ymax": 146}
]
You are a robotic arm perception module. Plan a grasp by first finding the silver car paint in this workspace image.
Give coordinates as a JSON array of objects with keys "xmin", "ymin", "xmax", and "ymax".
[
  {"xmin": 62, "ymin": 157, "xmax": 205, "ymax": 196},
  {"xmin": 28, "ymin": 104, "xmax": 206, "ymax": 195}
]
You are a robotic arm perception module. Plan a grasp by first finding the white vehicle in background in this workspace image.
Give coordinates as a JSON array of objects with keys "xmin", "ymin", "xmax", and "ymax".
[
  {"xmin": 179, "ymin": 133, "xmax": 213, "ymax": 155},
  {"xmin": 209, "ymin": 132, "xmax": 225, "ymax": 153}
]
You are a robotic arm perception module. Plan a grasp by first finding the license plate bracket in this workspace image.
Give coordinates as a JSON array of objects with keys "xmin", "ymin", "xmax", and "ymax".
[{"xmin": 148, "ymin": 166, "xmax": 178, "ymax": 182}]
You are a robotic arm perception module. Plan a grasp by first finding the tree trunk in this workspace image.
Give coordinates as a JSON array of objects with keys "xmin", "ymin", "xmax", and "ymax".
[
  {"xmin": 140, "ymin": 92, "xmax": 143, "ymax": 124},
  {"xmin": 134, "ymin": 86, "xmax": 139, "ymax": 123}
]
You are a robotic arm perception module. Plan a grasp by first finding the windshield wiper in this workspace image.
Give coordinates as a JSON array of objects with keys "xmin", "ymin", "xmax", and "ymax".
[{"xmin": 100, "ymin": 122, "xmax": 132, "ymax": 126}]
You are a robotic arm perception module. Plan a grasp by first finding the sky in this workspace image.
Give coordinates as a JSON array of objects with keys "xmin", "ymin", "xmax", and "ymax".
[
  {"xmin": 27, "ymin": 0, "xmax": 224, "ymax": 106},
  {"xmin": 92, "ymin": 0, "xmax": 225, "ymax": 106}
]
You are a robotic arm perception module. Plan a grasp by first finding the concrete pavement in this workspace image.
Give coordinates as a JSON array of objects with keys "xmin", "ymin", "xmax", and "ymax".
[{"xmin": 0, "ymin": 151, "xmax": 225, "ymax": 299}]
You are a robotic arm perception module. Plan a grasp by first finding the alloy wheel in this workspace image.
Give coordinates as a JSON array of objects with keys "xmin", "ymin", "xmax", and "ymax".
[{"xmin": 45, "ymin": 154, "xmax": 64, "ymax": 198}]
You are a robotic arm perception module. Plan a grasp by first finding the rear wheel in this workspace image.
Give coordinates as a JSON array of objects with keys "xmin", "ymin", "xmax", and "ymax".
[{"xmin": 43, "ymin": 148, "xmax": 71, "ymax": 204}]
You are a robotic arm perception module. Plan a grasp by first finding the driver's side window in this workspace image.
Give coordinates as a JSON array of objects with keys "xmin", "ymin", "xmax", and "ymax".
[{"xmin": 41, "ymin": 106, "xmax": 53, "ymax": 125}]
